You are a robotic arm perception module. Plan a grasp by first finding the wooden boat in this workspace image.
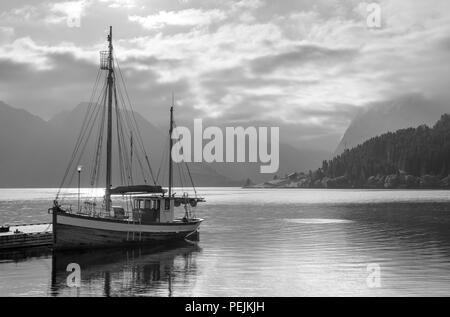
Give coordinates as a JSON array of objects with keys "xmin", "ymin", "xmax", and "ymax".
[{"xmin": 49, "ymin": 27, "xmax": 204, "ymax": 250}]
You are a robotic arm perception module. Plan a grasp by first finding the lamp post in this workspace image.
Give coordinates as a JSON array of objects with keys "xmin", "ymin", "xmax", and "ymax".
[{"xmin": 77, "ymin": 165, "xmax": 82, "ymax": 212}]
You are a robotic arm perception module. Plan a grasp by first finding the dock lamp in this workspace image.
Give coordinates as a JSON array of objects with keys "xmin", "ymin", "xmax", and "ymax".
[{"xmin": 77, "ymin": 165, "xmax": 83, "ymax": 212}]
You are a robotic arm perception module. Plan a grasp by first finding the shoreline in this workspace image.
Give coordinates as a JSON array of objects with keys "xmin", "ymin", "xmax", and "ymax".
[{"xmin": 242, "ymin": 186, "xmax": 450, "ymax": 190}]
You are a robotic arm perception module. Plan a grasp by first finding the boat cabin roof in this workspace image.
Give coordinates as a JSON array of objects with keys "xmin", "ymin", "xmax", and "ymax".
[
  {"xmin": 110, "ymin": 185, "xmax": 165, "ymax": 195},
  {"xmin": 132, "ymin": 196, "xmax": 205, "ymax": 203}
]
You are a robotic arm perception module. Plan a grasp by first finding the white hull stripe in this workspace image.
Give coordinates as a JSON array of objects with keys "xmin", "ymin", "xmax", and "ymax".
[{"xmin": 57, "ymin": 214, "xmax": 201, "ymax": 233}]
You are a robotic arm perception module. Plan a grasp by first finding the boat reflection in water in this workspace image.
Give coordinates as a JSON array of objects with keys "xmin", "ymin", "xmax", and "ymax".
[{"xmin": 49, "ymin": 241, "xmax": 201, "ymax": 297}]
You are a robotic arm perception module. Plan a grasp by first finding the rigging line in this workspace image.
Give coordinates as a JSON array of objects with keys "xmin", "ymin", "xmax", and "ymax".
[
  {"xmin": 114, "ymin": 81, "xmax": 142, "ymax": 168},
  {"xmin": 171, "ymin": 121, "xmax": 186, "ymax": 191},
  {"xmin": 56, "ymin": 70, "xmax": 100, "ymax": 193},
  {"xmin": 93, "ymin": 85, "xmax": 109, "ymax": 191},
  {"xmin": 130, "ymin": 132, "xmax": 134, "ymax": 184},
  {"xmin": 185, "ymin": 156, "xmax": 198, "ymax": 195},
  {"xmin": 93, "ymin": 131, "xmax": 104, "ymax": 191},
  {"xmin": 118, "ymin": 105, "xmax": 147, "ymax": 184},
  {"xmin": 115, "ymin": 83, "xmax": 139, "ymax": 181},
  {"xmin": 90, "ymin": 87, "xmax": 107, "ymax": 187},
  {"xmin": 57, "ymin": 73, "xmax": 106, "ymax": 198},
  {"xmin": 117, "ymin": 86, "xmax": 153, "ymax": 184},
  {"xmin": 125, "ymin": 132, "xmax": 148, "ymax": 184},
  {"xmin": 92, "ymin": 95, "xmax": 107, "ymax": 187},
  {"xmin": 114, "ymin": 82, "xmax": 126, "ymax": 185},
  {"xmin": 114, "ymin": 54, "xmax": 147, "ymax": 151},
  {"xmin": 90, "ymin": 85, "xmax": 108, "ymax": 195},
  {"xmin": 65, "ymin": 102, "xmax": 104, "ymax": 193},
  {"xmin": 177, "ymin": 143, "xmax": 191, "ymax": 195},
  {"xmin": 177, "ymin": 161, "xmax": 184, "ymax": 191},
  {"xmin": 145, "ymin": 155, "xmax": 157, "ymax": 185},
  {"xmin": 114, "ymin": 81, "xmax": 134, "ymax": 186},
  {"xmin": 114, "ymin": 54, "xmax": 157, "ymax": 184},
  {"xmin": 64, "ymin": 93, "xmax": 105, "ymax": 194},
  {"xmin": 115, "ymin": 83, "xmax": 149, "ymax": 184},
  {"xmin": 181, "ymin": 161, "xmax": 190, "ymax": 192},
  {"xmin": 56, "ymin": 70, "xmax": 104, "ymax": 199},
  {"xmin": 121, "ymin": 118, "xmax": 134, "ymax": 185},
  {"xmin": 160, "ymin": 146, "xmax": 169, "ymax": 188},
  {"xmin": 184, "ymin": 158, "xmax": 198, "ymax": 197},
  {"xmin": 156, "ymin": 136, "xmax": 170, "ymax": 183},
  {"xmin": 173, "ymin": 121, "xmax": 197, "ymax": 196},
  {"xmin": 116, "ymin": 115, "xmax": 127, "ymax": 185},
  {"xmin": 71, "ymin": 78, "xmax": 108, "ymax": 187},
  {"xmin": 113, "ymin": 79, "xmax": 126, "ymax": 185},
  {"xmin": 72, "ymin": 69, "xmax": 103, "ymax": 157},
  {"xmin": 118, "ymin": 111, "xmax": 133, "ymax": 185}
]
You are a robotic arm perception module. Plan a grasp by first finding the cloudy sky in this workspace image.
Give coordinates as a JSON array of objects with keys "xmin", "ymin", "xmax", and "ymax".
[{"xmin": 0, "ymin": 0, "xmax": 449, "ymax": 151}]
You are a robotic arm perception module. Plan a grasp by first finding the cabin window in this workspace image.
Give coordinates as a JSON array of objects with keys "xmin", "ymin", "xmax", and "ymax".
[
  {"xmin": 165, "ymin": 199, "xmax": 170, "ymax": 210},
  {"xmin": 150, "ymin": 200, "xmax": 160, "ymax": 211},
  {"xmin": 144, "ymin": 200, "xmax": 151, "ymax": 209}
]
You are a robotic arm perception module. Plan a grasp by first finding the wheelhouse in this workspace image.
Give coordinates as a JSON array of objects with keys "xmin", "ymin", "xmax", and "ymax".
[{"xmin": 132, "ymin": 196, "xmax": 174, "ymax": 223}]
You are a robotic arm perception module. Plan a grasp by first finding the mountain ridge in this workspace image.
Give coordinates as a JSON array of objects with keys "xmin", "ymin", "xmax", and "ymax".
[
  {"xmin": 334, "ymin": 94, "xmax": 450, "ymax": 156},
  {"xmin": 0, "ymin": 101, "xmax": 327, "ymax": 187},
  {"xmin": 0, "ymin": 101, "xmax": 239, "ymax": 187}
]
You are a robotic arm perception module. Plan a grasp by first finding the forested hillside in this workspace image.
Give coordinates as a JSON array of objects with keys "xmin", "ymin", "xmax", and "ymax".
[
  {"xmin": 322, "ymin": 114, "xmax": 450, "ymax": 185},
  {"xmin": 249, "ymin": 114, "xmax": 450, "ymax": 189}
]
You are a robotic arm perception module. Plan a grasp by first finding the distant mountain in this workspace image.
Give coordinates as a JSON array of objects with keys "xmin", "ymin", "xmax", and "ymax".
[
  {"xmin": 0, "ymin": 101, "xmax": 58, "ymax": 187},
  {"xmin": 170, "ymin": 120, "xmax": 328, "ymax": 184},
  {"xmin": 209, "ymin": 144, "xmax": 327, "ymax": 183},
  {"xmin": 334, "ymin": 94, "xmax": 450, "ymax": 156},
  {"xmin": 0, "ymin": 101, "xmax": 238, "ymax": 187},
  {"xmin": 0, "ymin": 101, "xmax": 327, "ymax": 187}
]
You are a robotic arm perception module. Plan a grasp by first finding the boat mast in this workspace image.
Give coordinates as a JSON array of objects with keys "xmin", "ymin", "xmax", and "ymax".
[
  {"xmin": 168, "ymin": 94, "xmax": 174, "ymax": 197},
  {"xmin": 105, "ymin": 26, "xmax": 113, "ymax": 212}
]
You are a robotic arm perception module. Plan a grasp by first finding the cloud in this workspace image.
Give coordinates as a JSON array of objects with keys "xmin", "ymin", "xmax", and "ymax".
[
  {"xmin": 250, "ymin": 44, "xmax": 359, "ymax": 74},
  {"xmin": 46, "ymin": 0, "xmax": 90, "ymax": 25},
  {"xmin": 0, "ymin": 36, "xmax": 96, "ymax": 70},
  {"xmin": 0, "ymin": 4, "xmax": 41, "ymax": 23},
  {"xmin": 0, "ymin": 26, "xmax": 14, "ymax": 43},
  {"xmin": 129, "ymin": 8, "xmax": 226, "ymax": 29},
  {"xmin": 231, "ymin": 0, "xmax": 263, "ymax": 10},
  {"xmin": 0, "ymin": 49, "xmax": 194, "ymax": 122},
  {"xmin": 1, "ymin": 0, "xmax": 450, "ymax": 151},
  {"xmin": 99, "ymin": 0, "xmax": 137, "ymax": 9}
]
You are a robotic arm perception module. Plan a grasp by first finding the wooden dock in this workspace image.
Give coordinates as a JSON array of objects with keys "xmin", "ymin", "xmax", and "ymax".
[{"xmin": 0, "ymin": 223, "xmax": 53, "ymax": 250}]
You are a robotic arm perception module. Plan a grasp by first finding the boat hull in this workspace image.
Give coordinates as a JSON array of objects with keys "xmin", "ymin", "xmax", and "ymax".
[{"xmin": 54, "ymin": 212, "xmax": 202, "ymax": 250}]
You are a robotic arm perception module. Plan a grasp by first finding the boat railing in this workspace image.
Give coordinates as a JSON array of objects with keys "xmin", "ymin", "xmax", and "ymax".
[{"xmin": 58, "ymin": 201, "xmax": 135, "ymax": 222}]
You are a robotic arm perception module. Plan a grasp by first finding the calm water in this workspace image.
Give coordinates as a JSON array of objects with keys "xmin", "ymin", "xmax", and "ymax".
[{"xmin": 1, "ymin": 188, "xmax": 450, "ymax": 297}]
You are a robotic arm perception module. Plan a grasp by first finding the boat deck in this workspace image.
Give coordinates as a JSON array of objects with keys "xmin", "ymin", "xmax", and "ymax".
[{"xmin": 0, "ymin": 223, "xmax": 53, "ymax": 250}]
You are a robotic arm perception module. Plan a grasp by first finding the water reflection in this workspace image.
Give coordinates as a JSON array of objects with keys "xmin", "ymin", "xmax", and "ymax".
[
  {"xmin": 49, "ymin": 242, "xmax": 201, "ymax": 297},
  {"xmin": 271, "ymin": 203, "xmax": 450, "ymax": 296},
  {"xmin": 0, "ymin": 246, "xmax": 52, "ymax": 263}
]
